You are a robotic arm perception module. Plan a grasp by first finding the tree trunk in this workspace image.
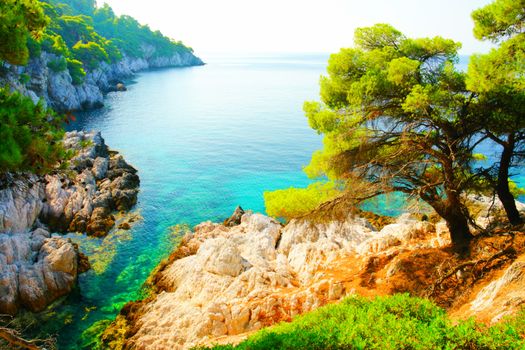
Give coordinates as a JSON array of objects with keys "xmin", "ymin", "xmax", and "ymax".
[
  {"xmin": 427, "ymin": 195, "xmax": 473, "ymax": 252},
  {"xmin": 442, "ymin": 206, "xmax": 473, "ymax": 251},
  {"xmin": 496, "ymin": 135, "xmax": 523, "ymax": 225}
]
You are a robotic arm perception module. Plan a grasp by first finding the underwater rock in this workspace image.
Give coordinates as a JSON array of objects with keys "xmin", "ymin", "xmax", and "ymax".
[
  {"xmin": 116, "ymin": 83, "xmax": 127, "ymax": 91},
  {"xmin": 87, "ymin": 207, "xmax": 115, "ymax": 237}
]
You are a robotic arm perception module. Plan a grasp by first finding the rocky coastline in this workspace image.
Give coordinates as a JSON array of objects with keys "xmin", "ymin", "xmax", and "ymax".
[
  {"xmin": 102, "ymin": 200, "xmax": 525, "ymax": 350},
  {"xmin": 0, "ymin": 131, "xmax": 139, "ymax": 315},
  {"xmin": 0, "ymin": 50, "xmax": 204, "ymax": 112}
]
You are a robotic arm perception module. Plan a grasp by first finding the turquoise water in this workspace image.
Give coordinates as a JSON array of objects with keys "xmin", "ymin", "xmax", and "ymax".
[{"xmin": 36, "ymin": 54, "xmax": 330, "ymax": 348}]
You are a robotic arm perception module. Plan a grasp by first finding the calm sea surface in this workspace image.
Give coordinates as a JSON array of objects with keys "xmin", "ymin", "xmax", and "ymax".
[{"xmin": 29, "ymin": 53, "xmax": 523, "ymax": 348}]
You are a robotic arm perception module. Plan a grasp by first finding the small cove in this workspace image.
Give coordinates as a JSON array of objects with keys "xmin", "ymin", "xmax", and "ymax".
[{"xmin": 34, "ymin": 54, "xmax": 328, "ymax": 348}]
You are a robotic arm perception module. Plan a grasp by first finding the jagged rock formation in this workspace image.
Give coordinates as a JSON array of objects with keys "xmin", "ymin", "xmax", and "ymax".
[
  {"xmin": 101, "ymin": 210, "xmax": 445, "ymax": 349},
  {"xmin": 0, "ymin": 131, "xmax": 140, "ymax": 237},
  {"xmin": 0, "ymin": 131, "xmax": 139, "ymax": 315},
  {"xmin": 103, "ymin": 201, "xmax": 525, "ymax": 350},
  {"xmin": 223, "ymin": 206, "xmax": 245, "ymax": 227},
  {"xmin": 0, "ymin": 50, "xmax": 203, "ymax": 112},
  {"xmin": 0, "ymin": 229, "xmax": 88, "ymax": 315}
]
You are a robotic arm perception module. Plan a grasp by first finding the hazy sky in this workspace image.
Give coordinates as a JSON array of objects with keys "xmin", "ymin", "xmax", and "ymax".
[{"xmin": 100, "ymin": 0, "xmax": 494, "ymax": 56}]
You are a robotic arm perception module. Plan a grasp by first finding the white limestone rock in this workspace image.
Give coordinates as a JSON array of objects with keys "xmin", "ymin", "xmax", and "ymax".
[{"xmin": 0, "ymin": 232, "xmax": 79, "ymax": 315}]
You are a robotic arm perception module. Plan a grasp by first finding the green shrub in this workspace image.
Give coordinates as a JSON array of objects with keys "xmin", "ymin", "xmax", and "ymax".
[
  {"xmin": 41, "ymin": 33, "xmax": 70, "ymax": 57},
  {"xmin": 199, "ymin": 294, "xmax": 525, "ymax": 350},
  {"xmin": 47, "ymin": 56, "xmax": 67, "ymax": 72},
  {"xmin": 27, "ymin": 36, "xmax": 42, "ymax": 58},
  {"xmin": 0, "ymin": 0, "xmax": 48, "ymax": 65},
  {"xmin": 72, "ymin": 40, "xmax": 108, "ymax": 70},
  {"xmin": 0, "ymin": 86, "xmax": 67, "ymax": 174},
  {"xmin": 264, "ymin": 181, "xmax": 342, "ymax": 222},
  {"xmin": 66, "ymin": 58, "xmax": 86, "ymax": 85},
  {"xmin": 19, "ymin": 73, "xmax": 30, "ymax": 85}
]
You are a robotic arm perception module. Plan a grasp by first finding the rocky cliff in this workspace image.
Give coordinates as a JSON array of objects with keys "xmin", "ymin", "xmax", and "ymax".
[
  {"xmin": 0, "ymin": 131, "xmax": 139, "ymax": 315},
  {"xmin": 0, "ymin": 50, "xmax": 203, "ymax": 112},
  {"xmin": 102, "ymin": 199, "xmax": 525, "ymax": 350}
]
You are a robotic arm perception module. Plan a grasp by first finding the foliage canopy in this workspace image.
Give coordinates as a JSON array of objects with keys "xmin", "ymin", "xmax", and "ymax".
[
  {"xmin": 267, "ymin": 24, "xmax": 479, "ymax": 248},
  {"xmin": 467, "ymin": 0, "xmax": 525, "ymax": 225},
  {"xmin": 0, "ymin": 87, "xmax": 67, "ymax": 174},
  {"xmin": 0, "ymin": 0, "xmax": 48, "ymax": 65}
]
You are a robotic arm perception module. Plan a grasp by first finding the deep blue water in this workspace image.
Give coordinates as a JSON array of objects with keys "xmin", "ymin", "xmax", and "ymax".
[{"xmin": 30, "ymin": 53, "xmax": 523, "ymax": 348}]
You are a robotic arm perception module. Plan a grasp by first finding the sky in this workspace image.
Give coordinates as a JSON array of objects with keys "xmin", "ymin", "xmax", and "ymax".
[{"xmin": 99, "ymin": 0, "xmax": 494, "ymax": 56}]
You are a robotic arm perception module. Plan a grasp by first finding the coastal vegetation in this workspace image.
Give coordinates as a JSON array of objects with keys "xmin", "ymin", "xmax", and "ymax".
[
  {"xmin": 0, "ymin": 0, "xmax": 48, "ymax": 65},
  {"xmin": 23, "ymin": 0, "xmax": 194, "ymax": 84},
  {"xmin": 1, "ymin": 0, "xmax": 524, "ymax": 349},
  {"xmin": 264, "ymin": 0, "xmax": 525, "ymax": 252},
  {"xmin": 467, "ymin": 0, "xmax": 525, "ymax": 225},
  {"xmin": 200, "ymin": 294, "xmax": 525, "ymax": 350},
  {"xmin": 0, "ymin": 0, "xmax": 194, "ymax": 173},
  {"xmin": 0, "ymin": 86, "xmax": 66, "ymax": 174}
]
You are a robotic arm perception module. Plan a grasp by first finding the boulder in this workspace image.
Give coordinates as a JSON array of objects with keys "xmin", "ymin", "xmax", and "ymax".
[
  {"xmin": 116, "ymin": 83, "xmax": 127, "ymax": 91},
  {"xmin": 92, "ymin": 157, "xmax": 109, "ymax": 180},
  {"xmin": 87, "ymin": 207, "xmax": 115, "ymax": 237},
  {"xmin": 224, "ymin": 206, "xmax": 245, "ymax": 227},
  {"xmin": 0, "ymin": 233, "xmax": 81, "ymax": 315},
  {"xmin": 0, "ymin": 174, "xmax": 45, "ymax": 233}
]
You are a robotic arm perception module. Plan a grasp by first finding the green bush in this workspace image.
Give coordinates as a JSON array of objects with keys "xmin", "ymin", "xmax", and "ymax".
[
  {"xmin": 41, "ymin": 33, "xmax": 70, "ymax": 57},
  {"xmin": 27, "ymin": 36, "xmax": 42, "ymax": 58},
  {"xmin": 199, "ymin": 294, "xmax": 525, "ymax": 350},
  {"xmin": 19, "ymin": 73, "xmax": 30, "ymax": 85},
  {"xmin": 264, "ymin": 181, "xmax": 342, "ymax": 222},
  {"xmin": 0, "ymin": 0, "xmax": 48, "ymax": 65},
  {"xmin": 66, "ymin": 58, "xmax": 86, "ymax": 85},
  {"xmin": 47, "ymin": 56, "xmax": 67, "ymax": 72},
  {"xmin": 0, "ymin": 86, "xmax": 66, "ymax": 174},
  {"xmin": 72, "ymin": 40, "xmax": 108, "ymax": 70}
]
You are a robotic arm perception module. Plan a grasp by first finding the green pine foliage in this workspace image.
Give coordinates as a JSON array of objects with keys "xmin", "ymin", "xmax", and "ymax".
[
  {"xmin": 38, "ymin": 0, "xmax": 193, "ymax": 67},
  {"xmin": 199, "ymin": 294, "xmax": 525, "ymax": 350},
  {"xmin": 66, "ymin": 58, "xmax": 86, "ymax": 85},
  {"xmin": 264, "ymin": 182, "xmax": 342, "ymax": 222},
  {"xmin": 6, "ymin": 0, "xmax": 194, "ymax": 82},
  {"xmin": 72, "ymin": 41, "xmax": 109, "ymax": 70},
  {"xmin": 0, "ymin": 87, "xmax": 67, "ymax": 174},
  {"xmin": 47, "ymin": 56, "xmax": 68, "ymax": 72},
  {"xmin": 92, "ymin": 5, "xmax": 193, "ymax": 58},
  {"xmin": 0, "ymin": 0, "xmax": 48, "ymax": 65}
]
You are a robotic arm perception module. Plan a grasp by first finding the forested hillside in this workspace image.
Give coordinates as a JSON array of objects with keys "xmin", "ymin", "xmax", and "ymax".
[
  {"xmin": 0, "ymin": 0, "xmax": 202, "ymax": 173},
  {"xmin": 0, "ymin": 0, "xmax": 202, "ymax": 112},
  {"xmin": 30, "ymin": 0, "xmax": 195, "ymax": 81}
]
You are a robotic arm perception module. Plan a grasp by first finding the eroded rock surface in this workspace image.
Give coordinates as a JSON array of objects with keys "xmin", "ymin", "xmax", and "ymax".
[
  {"xmin": 0, "ymin": 51, "xmax": 204, "ymax": 112},
  {"xmin": 0, "ymin": 131, "xmax": 139, "ymax": 315},
  {"xmin": 0, "ymin": 229, "xmax": 85, "ymax": 315},
  {"xmin": 5, "ymin": 130, "xmax": 141, "ymax": 237},
  {"xmin": 103, "ymin": 211, "xmax": 446, "ymax": 350},
  {"xmin": 103, "ymin": 198, "xmax": 525, "ymax": 350}
]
